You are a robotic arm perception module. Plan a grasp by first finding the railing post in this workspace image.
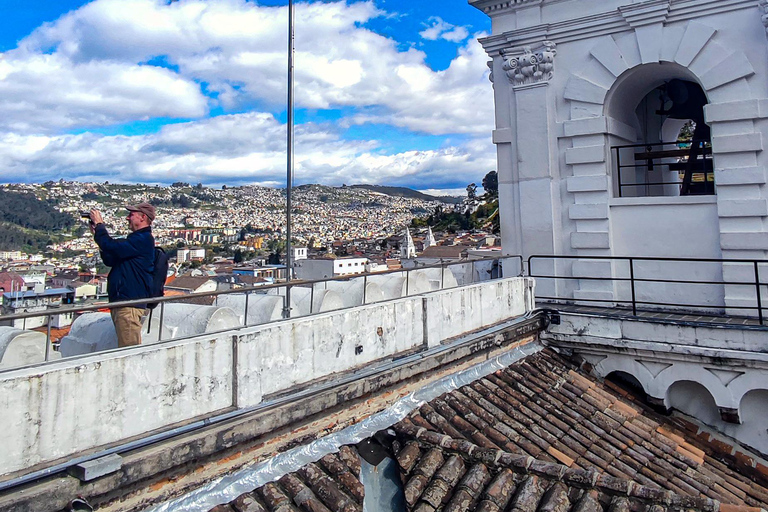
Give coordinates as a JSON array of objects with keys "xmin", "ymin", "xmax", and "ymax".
[
  {"xmin": 362, "ymin": 275, "xmax": 367, "ymax": 305},
  {"xmin": 615, "ymin": 146, "xmax": 623, "ymax": 198},
  {"xmin": 755, "ymin": 261, "xmax": 763, "ymax": 325},
  {"xmin": 158, "ymin": 302, "xmax": 165, "ymax": 342},
  {"xmin": 310, "ymin": 283, "xmax": 315, "ymax": 314},
  {"xmin": 284, "ymin": 284, "xmax": 291, "ymax": 318},
  {"xmin": 629, "ymin": 258, "xmax": 637, "ymax": 316},
  {"xmin": 243, "ymin": 291, "xmax": 250, "ymax": 326},
  {"xmin": 405, "ymin": 268, "xmax": 410, "ymax": 296},
  {"xmin": 440, "ymin": 259, "xmax": 445, "ymax": 290},
  {"xmin": 45, "ymin": 315, "xmax": 52, "ymax": 361}
]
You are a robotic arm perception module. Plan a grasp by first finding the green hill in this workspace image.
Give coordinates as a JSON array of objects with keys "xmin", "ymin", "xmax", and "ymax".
[
  {"xmin": 0, "ymin": 189, "xmax": 75, "ymax": 252},
  {"xmin": 348, "ymin": 184, "xmax": 463, "ymax": 204}
]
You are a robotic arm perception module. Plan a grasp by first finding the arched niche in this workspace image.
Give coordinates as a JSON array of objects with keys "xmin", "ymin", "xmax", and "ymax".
[
  {"xmin": 737, "ymin": 389, "xmax": 768, "ymax": 449},
  {"xmin": 605, "ymin": 370, "xmax": 648, "ymax": 401},
  {"xmin": 666, "ymin": 380, "xmax": 719, "ymax": 425},
  {"xmin": 604, "ymin": 63, "xmax": 712, "ymax": 198}
]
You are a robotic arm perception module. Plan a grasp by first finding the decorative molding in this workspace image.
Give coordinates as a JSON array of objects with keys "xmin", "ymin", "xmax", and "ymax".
[
  {"xmin": 476, "ymin": 0, "xmax": 753, "ymax": 54},
  {"xmin": 706, "ymin": 368, "xmax": 745, "ymax": 386},
  {"xmin": 502, "ymin": 41, "xmax": 557, "ymax": 86},
  {"xmin": 759, "ymin": 0, "xmax": 768, "ymax": 34},
  {"xmin": 618, "ymin": 0, "xmax": 670, "ymax": 28},
  {"xmin": 469, "ymin": 0, "xmax": 543, "ymax": 15},
  {"xmin": 637, "ymin": 360, "xmax": 673, "ymax": 378},
  {"xmin": 488, "ymin": 60, "xmax": 494, "ymax": 83}
]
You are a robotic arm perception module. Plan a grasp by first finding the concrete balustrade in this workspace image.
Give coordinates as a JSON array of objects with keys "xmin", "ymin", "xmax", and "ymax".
[{"xmin": 0, "ymin": 276, "xmax": 534, "ymax": 478}]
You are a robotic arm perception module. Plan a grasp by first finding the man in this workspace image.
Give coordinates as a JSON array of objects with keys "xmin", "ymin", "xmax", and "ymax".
[{"xmin": 89, "ymin": 203, "xmax": 156, "ymax": 347}]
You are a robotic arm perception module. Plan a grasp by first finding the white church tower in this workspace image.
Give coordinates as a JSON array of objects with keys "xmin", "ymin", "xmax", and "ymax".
[
  {"xmin": 424, "ymin": 226, "xmax": 437, "ymax": 249},
  {"xmin": 470, "ymin": 0, "xmax": 768, "ymax": 313},
  {"xmin": 400, "ymin": 228, "xmax": 416, "ymax": 260}
]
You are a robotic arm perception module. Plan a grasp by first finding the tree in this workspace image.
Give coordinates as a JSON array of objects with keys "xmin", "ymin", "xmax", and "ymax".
[
  {"xmin": 234, "ymin": 249, "xmax": 244, "ymax": 263},
  {"xmin": 482, "ymin": 171, "xmax": 498, "ymax": 198},
  {"xmin": 466, "ymin": 183, "xmax": 477, "ymax": 201}
]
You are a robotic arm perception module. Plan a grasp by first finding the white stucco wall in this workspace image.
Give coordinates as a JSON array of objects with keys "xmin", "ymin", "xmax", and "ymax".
[{"xmin": 610, "ymin": 196, "xmax": 724, "ymax": 311}]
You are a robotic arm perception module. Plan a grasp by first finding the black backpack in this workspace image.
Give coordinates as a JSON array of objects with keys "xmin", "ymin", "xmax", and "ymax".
[{"xmin": 148, "ymin": 247, "xmax": 169, "ymax": 310}]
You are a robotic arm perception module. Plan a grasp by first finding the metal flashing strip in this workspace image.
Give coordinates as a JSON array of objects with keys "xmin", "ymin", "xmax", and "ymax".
[{"xmin": 147, "ymin": 340, "xmax": 544, "ymax": 512}]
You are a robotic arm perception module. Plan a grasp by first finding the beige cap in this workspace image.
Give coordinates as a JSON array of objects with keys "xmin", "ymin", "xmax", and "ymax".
[{"xmin": 125, "ymin": 202, "xmax": 156, "ymax": 221}]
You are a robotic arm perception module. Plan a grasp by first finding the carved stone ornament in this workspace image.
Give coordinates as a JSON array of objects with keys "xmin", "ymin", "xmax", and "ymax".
[
  {"xmin": 502, "ymin": 41, "xmax": 557, "ymax": 86},
  {"xmin": 760, "ymin": 0, "xmax": 768, "ymax": 34},
  {"xmin": 487, "ymin": 60, "xmax": 494, "ymax": 83}
]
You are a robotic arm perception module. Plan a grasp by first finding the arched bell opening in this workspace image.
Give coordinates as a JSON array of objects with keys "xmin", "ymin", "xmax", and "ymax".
[{"xmin": 606, "ymin": 64, "xmax": 713, "ymax": 198}]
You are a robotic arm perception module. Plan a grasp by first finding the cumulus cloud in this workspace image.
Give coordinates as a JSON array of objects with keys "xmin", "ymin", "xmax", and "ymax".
[
  {"xmin": 0, "ymin": 112, "xmax": 495, "ymax": 188},
  {"xmin": 419, "ymin": 17, "xmax": 469, "ymax": 42},
  {"xmin": 0, "ymin": 0, "xmax": 496, "ymax": 187},
  {"xmin": 0, "ymin": 52, "xmax": 207, "ymax": 132},
  {"xmin": 10, "ymin": 0, "xmax": 491, "ymax": 135}
]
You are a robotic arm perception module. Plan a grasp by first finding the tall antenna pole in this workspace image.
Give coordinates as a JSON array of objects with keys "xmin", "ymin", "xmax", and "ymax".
[{"xmin": 284, "ymin": 0, "xmax": 294, "ymax": 319}]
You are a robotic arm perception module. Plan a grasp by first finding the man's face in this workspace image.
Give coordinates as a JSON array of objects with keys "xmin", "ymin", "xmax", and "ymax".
[{"xmin": 126, "ymin": 211, "xmax": 146, "ymax": 232}]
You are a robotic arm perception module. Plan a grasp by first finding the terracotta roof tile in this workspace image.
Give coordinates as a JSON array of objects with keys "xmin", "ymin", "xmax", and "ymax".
[{"xmin": 393, "ymin": 349, "xmax": 768, "ymax": 511}]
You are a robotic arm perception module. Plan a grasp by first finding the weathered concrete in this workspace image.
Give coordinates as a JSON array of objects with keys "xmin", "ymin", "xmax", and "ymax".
[
  {"xmin": 0, "ymin": 276, "xmax": 534, "ymax": 481},
  {"xmin": 1, "ymin": 334, "xmax": 234, "ymax": 477},
  {"xmin": 543, "ymin": 311, "xmax": 768, "ymax": 454}
]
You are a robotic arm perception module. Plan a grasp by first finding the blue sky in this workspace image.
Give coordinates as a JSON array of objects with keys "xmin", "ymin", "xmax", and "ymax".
[{"xmin": 0, "ymin": 0, "xmax": 495, "ymax": 195}]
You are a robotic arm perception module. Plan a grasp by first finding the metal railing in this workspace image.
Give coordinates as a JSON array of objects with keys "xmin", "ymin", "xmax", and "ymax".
[
  {"xmin": 528, "ymin": 255, "xmax": 766, "ymax": 324},
  {"xmin": 0, "ymin": 255, "xmax": 523, "ymax": 369},
  {"xmin": 613, "ymin": 141, "xmax": 714, "ymax": 197}
]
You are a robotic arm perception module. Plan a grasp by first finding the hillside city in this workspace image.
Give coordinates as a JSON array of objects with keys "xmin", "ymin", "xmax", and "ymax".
[{"xmin": 0, "ymin": 179, "xmax": 500, "ymax": 331}]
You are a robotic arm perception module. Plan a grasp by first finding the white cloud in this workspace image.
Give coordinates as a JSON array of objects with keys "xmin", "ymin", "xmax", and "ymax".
[
  {"xmin": 419, "ymin": 17, "xmax": 469, "ymax": 43},
  {"xmin": 0, "ymin": 113, "xmax": 495, "ymax": 188},
  {"xmin": 419, "ymin": 188, "xmax": 467, "ymax": 198},
  {"xmin": 0, "ymin": 52, "xmax": 207, "ymax": 132},
  {"xmin": 9, "ymin": 0, "xmax": 492, "ymax": 136},
  {"xmin": 0, "ymin": 0, "xmax": 496, "ymax": 187}
]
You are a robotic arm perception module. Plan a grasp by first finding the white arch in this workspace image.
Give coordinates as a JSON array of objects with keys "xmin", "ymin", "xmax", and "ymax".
[
  {"xmin": 564, "ymin": 21, "xmax": 756, "ymax": 116},
  {"xmin": 594, "ymin": 354, "xmax": 742, "ymax": 408}
]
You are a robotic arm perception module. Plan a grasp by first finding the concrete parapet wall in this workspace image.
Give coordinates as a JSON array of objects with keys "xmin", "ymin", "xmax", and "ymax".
[
  {"xmin": 0, "ymin": 335, "xmax": 233, "ymax": 477},
  {"xmin": 425, "ymin": 277, "xmax": 534, "ymax": 347},
  {"xmin": 0, "ymin": 276, "xmax": 533, "ymax": 479}
]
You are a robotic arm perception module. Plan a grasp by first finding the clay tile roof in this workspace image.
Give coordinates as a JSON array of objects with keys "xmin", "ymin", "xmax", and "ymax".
[
  {"xmin": 391, "ymin": 349, "xmax": 768, "ymax": 511},
  {"xmin": 211, "ymin": 350, "xmax": 768, "ymax": 512},
  {"xmin": 219, "ymin": 446, "xmax": 364, "ymax": 512}
]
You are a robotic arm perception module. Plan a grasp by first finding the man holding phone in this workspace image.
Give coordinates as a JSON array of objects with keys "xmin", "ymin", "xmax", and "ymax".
[{"xmin": 88, "ymin": 203, "xmax": 156, "ymax": 347}]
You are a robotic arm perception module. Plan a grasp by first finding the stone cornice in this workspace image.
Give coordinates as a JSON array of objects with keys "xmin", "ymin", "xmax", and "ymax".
[
  {"xmin": 469, "ymin": 0, "xmax": 543, "ymax": 15},
  {"xmin": 618, "ymin": 0, "xmax": 670, "ymax": 28},
  {"xmin": 477, "ymin": 0, "xmax": 755, "ymax": 55}
]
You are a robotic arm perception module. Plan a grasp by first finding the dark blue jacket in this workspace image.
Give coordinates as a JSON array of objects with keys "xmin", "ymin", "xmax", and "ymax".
[{"xmin": 94, "ymin": 224, "xmax": 154, "ymax": 304}]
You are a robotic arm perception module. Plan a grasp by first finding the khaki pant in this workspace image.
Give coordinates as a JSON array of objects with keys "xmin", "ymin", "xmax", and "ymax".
[{"xmin": 111, "ymin": 307, "xmax": 147, "ymax": 348}]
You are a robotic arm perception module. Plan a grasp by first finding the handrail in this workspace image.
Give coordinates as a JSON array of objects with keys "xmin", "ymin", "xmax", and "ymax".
[
  {"xmin": 0, "ymin": 254, "xmax": 523, "ymax": 367},
  {"xmin": 613, "ymin": 140, "xmax": 714, "ymax": 197},
  {"xmin": 527, "ymin": 254, "xmax": 765, "ymax": 324}
]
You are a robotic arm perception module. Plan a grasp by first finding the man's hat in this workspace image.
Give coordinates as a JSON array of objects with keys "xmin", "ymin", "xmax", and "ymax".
[{"xmin": 125, "ymin": 202, "xmax": 156, "ymax": 221}]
